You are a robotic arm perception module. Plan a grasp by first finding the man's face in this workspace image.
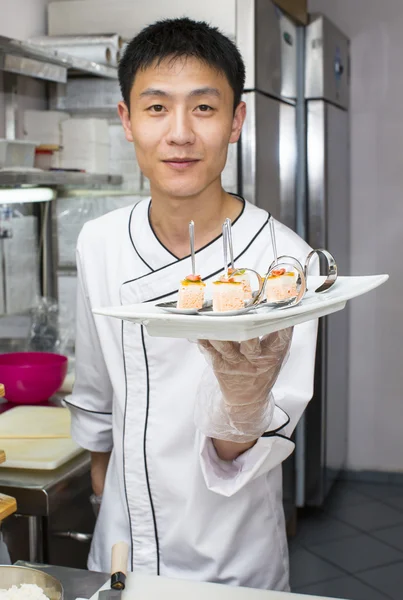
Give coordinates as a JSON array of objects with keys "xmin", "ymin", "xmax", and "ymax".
[{"xmin": 118, "ymin": 56, "xmax": 245, "ymax": 198}]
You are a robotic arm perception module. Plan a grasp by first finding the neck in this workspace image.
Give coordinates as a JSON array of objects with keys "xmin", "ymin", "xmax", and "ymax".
[{"xmin": 149, "ymin": 178, "xmax": 243, "ymax": 259}]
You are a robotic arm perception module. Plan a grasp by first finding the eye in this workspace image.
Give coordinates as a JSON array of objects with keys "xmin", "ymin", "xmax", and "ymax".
[
  {"xmin": 148, "ymin": 105, "xmax": 165, "ymax": 112},
  {"xmin": 197, "ymin": 104, "xmax": 214, "ymax": 112}
]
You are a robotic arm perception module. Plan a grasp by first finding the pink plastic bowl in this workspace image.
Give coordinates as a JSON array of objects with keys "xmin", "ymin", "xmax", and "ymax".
[{"xmin": 0, "ymin": 352, "xmax": 68, "ymax": 405}]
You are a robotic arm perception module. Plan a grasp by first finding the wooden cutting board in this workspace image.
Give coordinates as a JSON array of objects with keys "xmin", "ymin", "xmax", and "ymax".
[
  {"xmin": 0, "ymin": 406, "xmax": 71, "ymax": 438},
  {"xmin": 0, "ymin": 406, "xmax": 84, "ymax": 470},
  {"xmin": 0, "ymin": 450, "xmax": 5, "ymax": 464},
  {"xmin": 0, "ymin": 493, "xmax": 16, "ymax": 521}
]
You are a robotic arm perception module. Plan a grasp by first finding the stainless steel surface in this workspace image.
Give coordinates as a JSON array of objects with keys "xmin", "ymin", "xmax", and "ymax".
[
  {"xmin": 4, "ymin": 73, "xmax": 17, "ymax": 140},
  {"xmin": 305, "ymin": 99, "xmax": 350, "ymax": 505},
  {"xmin": 1, "ymin": 451, "xmax": 94, "ymax": 568},
  {"xmin": 263, "ymin": 258, "xmax": 307, "ymax": 309},
  {"xmin": 242, "ymin": 91, "xmax": 296, "ymax": 230},
  {"xmin": 100, "ymin": 591, "xmax": 121, "ymax": 600},
  {"xmin": 294, "ymin": 24, "xmax": 307, "ymax": 509},
  {"xmin": 269, "ymin": 216, "xmax": 278, "ymax": 264},
  {"xmin": 0, "ymin": 171, "xmax": 123, "ymax": 187},
  {"xmin": 222, "ymin": 222, "xmax": 229, "ymax": 279},
  {"xmin": 237, "ymin": 0, "xmax": 297, "ymax": 100},
  {"xmin": 28, "ymin": 516, "xmax": 43, "ymax": 562},
  {"xmin": 53, "ymin": 531, "xmax": 93, "ymax": 543},
  {"xmin": 225, "ymin": 218, "xmax": 235, "ymax": 269},
  {"xmin": 0, "ymin": 565, "xmax": 63, "ymax": 599},
  {"xmin": 16, "ymin": 563, "xmax": 108, "ymax": 600},
  {"xmin": 304, "ymin": 248, "xmax": 338, "ymax": 293},
  {"xmin": 0, "ymin": 53, "xmax": 67, "ymax": 84},
  {"xmin": 0, "ymin": 35, "xmax": 118, "ymax": 81},
  {"xmin": 295, "ymin": 25, "xmax": 307, "ymax": 240},
  {"xmin": 0, "ymin": 36, "xmax": 75, "ymax": 68},
  {"xmin": 307, "ymin": 101, "xmax": 326, "ymax": 248},
  {"xmin": 305, "ymin": 15, "xmax": 350, "ymax": 109},
  {"xmin": 0, "ymin": 451, "xmax": 90, "ymax": 516},
  {"xmin": 241, "ymin": 92, "xmax": 256, "ymax": 203},
  {"xmin": 41, "ymin": 201, "xmax": 53, "ymax": 298},
  {"xmin": 268, "ymin": 254, "xmax": 304, "ymax": 273}
]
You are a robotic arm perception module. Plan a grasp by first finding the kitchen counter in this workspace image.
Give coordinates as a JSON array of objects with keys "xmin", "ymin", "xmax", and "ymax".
[
  {"xmin": 0, "ymin": 451, "xmax": 90, "ymax": 516},
  {"xmin": 16, "ymin": 562, "xmax": 345, "ymax": 600},
  {"xmin": 0, "ymin": 452, "xmax": 94, "ymax": 566},
  {"xmin": 16, "ymin": 562, "xmax": 108, "ymax": 600}
]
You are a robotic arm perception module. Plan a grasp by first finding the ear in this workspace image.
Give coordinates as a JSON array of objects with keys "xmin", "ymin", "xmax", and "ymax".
[
  {"xmin": 118, "ymin": 101, "xmax": 134, "ymax": 143},
  {"xmin": 229, "ymin": 101, "xmax": 246, "ymax": 144}
]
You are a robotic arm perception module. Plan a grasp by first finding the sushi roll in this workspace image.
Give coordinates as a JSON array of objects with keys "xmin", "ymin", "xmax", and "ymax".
[
  {"xmin": 177, "ymin": 274, "xmax": 206, "ymax": 309},
  {"xmin": 212, "ymin": 277, "xmax": 245, "ymax": 312},
  {"xmin": 228, "ymin": 268, "xmax": 253, "ymax": 300},
  {"xmin": 265, "ymin": 268, "xmax": 297, "ymax": 303}
]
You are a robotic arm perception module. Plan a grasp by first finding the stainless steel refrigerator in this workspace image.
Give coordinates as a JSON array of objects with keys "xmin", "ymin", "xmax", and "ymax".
[
  {"xmin": 237, "ymin": 8, "xmax": 351, "ymax": 508},
  {"xmin": 238, "ymin": 0, "xmax": 298, "ymax": 230},
  {"xmin": 297, "ymin": 14, "xmax": 350, "ymax": 506}
]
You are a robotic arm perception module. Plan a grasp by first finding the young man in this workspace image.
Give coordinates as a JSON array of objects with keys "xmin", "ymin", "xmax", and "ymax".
[{"xmin": 67, "ymin": 18, "xmax": 317, "ymax": 591}]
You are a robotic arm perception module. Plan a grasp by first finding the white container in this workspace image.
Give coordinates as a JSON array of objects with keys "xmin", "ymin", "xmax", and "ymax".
[
  {"xmin": 24, "ymin": 110, "xmax": 69, "ymax": 147},
  {"xmin": 0, "ymin": 140, "xmax": 38, "ymax": 169},
  {"xmin": 61, "ymin": 117, "xmax": 109, "ymax": 144},
  {"xmin": 59, "ymin": 143, "xmax": 110, "ymax": 173}
]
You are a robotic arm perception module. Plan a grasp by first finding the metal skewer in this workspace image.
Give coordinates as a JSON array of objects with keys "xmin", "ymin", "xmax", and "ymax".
[
  {"xmin": 269, "ymin": 216, "xmax": 278, "ymax": 266},
  {"xmin": 222, "ymin": 221, "xmax": 229, "ymax": 279},
  {"xmin": 225, "ymin": 217, "xmax": 235, "ymax": 270},
  {"xmin": 189, "ymin": 220, "xmax": 196, "ymax": 275}
]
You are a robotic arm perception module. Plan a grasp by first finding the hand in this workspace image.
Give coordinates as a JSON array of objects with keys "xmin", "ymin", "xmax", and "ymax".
[
  {"xmin": 196, "ymin": 328, "xmax": 293, "ymax": 443},
  {"xmin": 199, "ymin": 328, "xmax": 293, "ymax": 407}
]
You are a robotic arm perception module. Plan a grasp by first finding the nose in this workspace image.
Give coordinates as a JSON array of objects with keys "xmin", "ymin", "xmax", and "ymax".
[{"xmin": 166, "ymin": 107, "xmax": 195, "ymax": 146}]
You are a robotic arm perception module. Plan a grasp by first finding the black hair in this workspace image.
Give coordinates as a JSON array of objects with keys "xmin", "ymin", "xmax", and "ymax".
[{"xmin": 118, "ymin": 17, "xmax": 245, "ymax": 112}]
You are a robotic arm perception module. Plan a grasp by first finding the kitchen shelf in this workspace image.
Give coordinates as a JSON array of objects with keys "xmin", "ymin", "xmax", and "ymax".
[
  {"xmin": 0, "ymin": 170, "xmax": 123, "ymax": 187},
  {"xmin": 0, "ymin": 35, "xmax": 118, "ymax": 83}
]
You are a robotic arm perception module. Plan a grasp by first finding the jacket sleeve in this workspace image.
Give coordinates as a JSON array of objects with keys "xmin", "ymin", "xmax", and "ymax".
[
  {"xmin": 198, "ymin": 316, "xmax": 318, "ymax": 497},
  {"xmin": 66, "ymin": 240, "xmax": 114, "ymax": 452}
]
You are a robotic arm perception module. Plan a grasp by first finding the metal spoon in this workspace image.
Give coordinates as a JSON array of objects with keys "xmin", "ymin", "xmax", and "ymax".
[{"xmin": 189, "ymin": 220, "xmax": 196, "ymax": 275}]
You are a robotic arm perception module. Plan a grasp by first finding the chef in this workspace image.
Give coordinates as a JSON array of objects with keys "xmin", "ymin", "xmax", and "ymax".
[{"xmin": 66, "ymin": 17, "xmax": 318, "ymax": 592}]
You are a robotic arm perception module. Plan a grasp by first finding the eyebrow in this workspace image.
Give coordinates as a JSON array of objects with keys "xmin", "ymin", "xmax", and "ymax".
[{"xmin": 139, "ymin": 87, "xmax": 221, "ymax": 98}]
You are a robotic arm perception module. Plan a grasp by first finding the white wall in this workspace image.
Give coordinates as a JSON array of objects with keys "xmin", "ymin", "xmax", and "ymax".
[
  {"xmin": 0, "ymin": 0, "xmax": 48, "ymax": 39},
  {"xmin": 309, "ymin": 0, "xmax": 403, "ymax": 472},
  {"xmin": 0, "ymin": 0, "xmax": 49, "ymax": 138}
]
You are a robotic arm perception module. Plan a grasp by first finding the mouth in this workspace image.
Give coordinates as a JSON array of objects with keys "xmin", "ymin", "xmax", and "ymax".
[{"xmin": 162, "ymin": 158, "xmax": 200, "ymax": 170}]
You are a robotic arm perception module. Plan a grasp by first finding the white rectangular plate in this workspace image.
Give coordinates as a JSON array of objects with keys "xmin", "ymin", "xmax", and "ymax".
[{"xmin": 93, "ymin": 275, "xmax": 388, "ymax": 342}]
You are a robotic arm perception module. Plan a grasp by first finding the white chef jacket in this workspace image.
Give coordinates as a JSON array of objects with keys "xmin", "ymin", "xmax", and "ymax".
[{"xmin": 67, "ymin": 196, "xmax": 318, "ymax": 591}]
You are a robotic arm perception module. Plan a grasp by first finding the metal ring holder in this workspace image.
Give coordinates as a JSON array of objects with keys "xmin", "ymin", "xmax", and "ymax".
[
  {"xmin": 229, "ymin": 267, "xmax": 265, "ymax": 307},
  {"xmin": 261, "ymin": 257, "xmax": 307, "ymax": 309},
  {"xmin": 304, "ymin": 248, "xmax": 338, "ymax": 293},
  {"xmin": 268, "ymin": 254, "xmax": 305, "ymax": 275}
]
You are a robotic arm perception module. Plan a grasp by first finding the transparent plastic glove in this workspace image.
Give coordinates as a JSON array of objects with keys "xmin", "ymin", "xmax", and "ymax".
[{"xmin": 195, "ymin": 328, "xmax": 293, "ymax": 443}]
